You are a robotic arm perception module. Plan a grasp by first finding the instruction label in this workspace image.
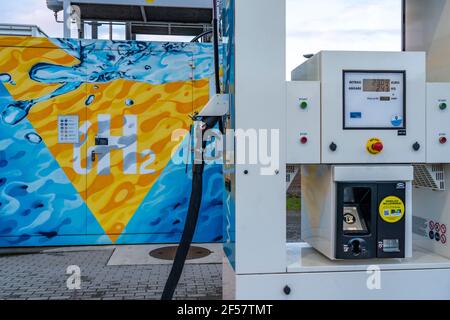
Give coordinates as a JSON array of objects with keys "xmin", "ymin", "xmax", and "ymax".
[
  {"xmin": 58, "ymin": 115, "xmax": 79, "ymax": 144},
  {"xmin": 379, "ymin": 196, "xmax": 405, "ymax": 223}
]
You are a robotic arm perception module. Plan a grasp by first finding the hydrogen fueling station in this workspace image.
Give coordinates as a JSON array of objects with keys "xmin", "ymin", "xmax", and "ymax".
[
  {"xmin": 1, "ymin": 0, "xmax": 450, "ymax": 301},
  {"xmin": 222, "ymin": 0, "xmax": 450, "ymax": 299}
]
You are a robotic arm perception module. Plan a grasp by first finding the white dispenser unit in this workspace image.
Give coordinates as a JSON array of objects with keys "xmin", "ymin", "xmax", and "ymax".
[
  {"xmin": 288, "ymin": 51, "xmax": 426, "ymax": 260},
  {"xmin": 225, "ymin": 0, "xmax": 450, "ymax": 300}
]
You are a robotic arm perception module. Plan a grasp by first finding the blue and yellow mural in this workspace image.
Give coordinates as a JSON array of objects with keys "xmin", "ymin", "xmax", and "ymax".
[
  {"xmin": 0, "ymin": 36, "xmax": 223, "ymax": 247},
  {"xmin": 222, "ymin": 0, "xmax": 236, "ymax": 269}
]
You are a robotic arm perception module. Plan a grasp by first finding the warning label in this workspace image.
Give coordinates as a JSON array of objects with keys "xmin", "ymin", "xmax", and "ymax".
[
  {"xmin": 379, "ymin": 196, "xmax": 405, "ymax": 223},
  {"xmin": 427, "ymin": 220, "xmax": 448, "ymax": 245}
]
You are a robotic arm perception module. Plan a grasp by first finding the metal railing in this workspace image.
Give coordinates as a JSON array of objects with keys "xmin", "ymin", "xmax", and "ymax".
[{"xmin": 0, "ymin": 24, "xmax": 48, "ymax": 37}]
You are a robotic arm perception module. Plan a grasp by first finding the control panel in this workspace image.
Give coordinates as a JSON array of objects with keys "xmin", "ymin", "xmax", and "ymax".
[
  {"xmin": 426, "ymin": 83, "xmax": 450, "ymax": 163},
  {"xmin": 344, "ymin": 71, "xmax": 405, "ymax": 129},
  {"xmin": 286, "ymin": 81, "xmax": 320, "ymax": 164},
  {"xmin": 291, "ymin": 51, "xmax": 426, "ymax": 164}
]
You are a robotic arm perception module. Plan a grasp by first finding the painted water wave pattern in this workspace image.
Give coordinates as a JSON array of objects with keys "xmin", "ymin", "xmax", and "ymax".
[
  {"xmin": 0, "ymin": 37, "xmax": 223, "ymax": 247},
  {"xmin": 1, "ymin": 38, "xmax": 217, "ymax": 127},
  {"xmin": 222, "ymin": 0, "xmax": 237, "ymax": 268}
]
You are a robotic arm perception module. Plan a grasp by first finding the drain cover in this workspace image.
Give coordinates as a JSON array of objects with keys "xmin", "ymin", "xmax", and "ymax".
[{"xmin": 149, "ymin": 246, "xmax": 212, "ymax": 261}]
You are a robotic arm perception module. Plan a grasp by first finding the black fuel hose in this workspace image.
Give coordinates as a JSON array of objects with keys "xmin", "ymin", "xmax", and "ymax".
[
  {"xmin": 161, "ymin": 116, "xmax": 219, "ymax": 300},
  {"xmin": 212, "ymin": 0, "xmax": 223, "ymax": 131},
  {"xmin": 161, "ymin": 0, "xmax": 222, "ymax": 300}
]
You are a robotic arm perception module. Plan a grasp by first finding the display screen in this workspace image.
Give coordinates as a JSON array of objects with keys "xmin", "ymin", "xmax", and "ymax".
[
  {"xmin": 363, "ymin": 79, "xmax": 391, "ymax": 92},
  {"xmin": 344, "ymin": 71, "xmax": 405, "ymax": 129}
]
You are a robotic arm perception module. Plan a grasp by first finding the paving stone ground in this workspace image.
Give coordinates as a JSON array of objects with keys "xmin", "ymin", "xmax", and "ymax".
[
  {"xmin": 0, "ymin": 248, "xmax": 221, "ymax": 300},
  {"xmin": 0, "ymin": 211, "xmax": 300, "ymax": 300}
]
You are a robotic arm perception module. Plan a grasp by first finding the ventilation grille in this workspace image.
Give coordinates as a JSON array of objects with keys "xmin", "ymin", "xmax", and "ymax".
[{"xmin": 413, "ymin": 164, "xmax": 446, "ymax": 191}]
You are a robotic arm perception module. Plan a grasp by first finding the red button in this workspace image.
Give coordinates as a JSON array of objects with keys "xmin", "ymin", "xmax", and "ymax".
[
  {"xmin": 372, "ymin": 142, "xmax": 384, "ymax": 152},
  {"xmin": 440, "ymin": 137, "xmax": 448, "ymax": 144},
  {"xmin": 300, "ymin": 136, "xmax": 308, "ymax": 144}
]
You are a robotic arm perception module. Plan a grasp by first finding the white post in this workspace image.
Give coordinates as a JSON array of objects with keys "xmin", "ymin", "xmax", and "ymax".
[
  {"xmin": 234, "ymin": 0, "xmax": 287, "ymax": 275},
  {"xmin": 63, "ymin": 0, "xmax": 71, "ymax": 38}
]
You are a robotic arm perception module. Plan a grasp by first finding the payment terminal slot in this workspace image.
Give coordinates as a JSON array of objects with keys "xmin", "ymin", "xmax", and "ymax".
[
  {"xmin": 337, "ymin": 184, "xmax": 377, "ymax": 259},
  {"xmin": 336, "ymin": 182, "xmax": 406, "ymax": 259}
]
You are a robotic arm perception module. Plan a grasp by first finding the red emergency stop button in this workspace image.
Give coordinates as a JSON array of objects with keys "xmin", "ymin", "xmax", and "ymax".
[
  {"xmin": 440, "ymin": 137, "xmax": 448, "ymax": 144},
  {"xmin": 367, "ymin": 138, "xmax": 384, "ymax": 155},
  {"xmin": 300, "ymin": 136, "xmax": 308, "ymax": 144},
  {"xmin": 372, "ymin": 142, "xmax": 384, "ymax": 152}
]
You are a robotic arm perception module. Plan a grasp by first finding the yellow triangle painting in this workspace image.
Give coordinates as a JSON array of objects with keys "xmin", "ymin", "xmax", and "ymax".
[{"xmin": 0, "ymin": 37, "xmax": 210, "ymax": 243}]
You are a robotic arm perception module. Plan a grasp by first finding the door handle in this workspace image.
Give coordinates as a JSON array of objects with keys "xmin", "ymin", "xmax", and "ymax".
[{"xmin": 91, "ymin": 151, "xmax": 97, "ymax": 162}]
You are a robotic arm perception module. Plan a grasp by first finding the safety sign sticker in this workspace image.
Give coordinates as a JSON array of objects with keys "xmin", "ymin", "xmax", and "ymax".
[
  {"xmin": 429, "ymin": 221, "xmax": 435, "ymax": 230},
  {"xmin": 435, "ymin": 223, "xmax": 441, "ymax": 232},
  {"xmin": 379, "ymin": 196, "xmax": 405, "ymax": 223},
  {"xmin": 427, "ymin": 221, "xmax": 447, "ymax": 245}
]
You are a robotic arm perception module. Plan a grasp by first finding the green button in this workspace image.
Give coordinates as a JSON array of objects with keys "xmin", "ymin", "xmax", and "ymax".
[
  {"xmin": 440, "ymin": 103, "xmax": 447, "ymax": 110},
  {"xmin": 300, "ymin": 101, "xmax": 308, "ymax": 109}
]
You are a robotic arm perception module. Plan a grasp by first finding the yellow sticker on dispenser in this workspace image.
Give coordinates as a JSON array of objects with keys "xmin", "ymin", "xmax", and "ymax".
[{"xmin": 379, "ymin": 196, "xmax": 405, "ymax": 223}]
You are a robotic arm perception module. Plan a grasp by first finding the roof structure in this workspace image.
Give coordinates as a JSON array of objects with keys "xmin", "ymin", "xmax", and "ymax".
[{"xmin": 47, "ymin": 0, "xmax": 213, "ymax": 39}]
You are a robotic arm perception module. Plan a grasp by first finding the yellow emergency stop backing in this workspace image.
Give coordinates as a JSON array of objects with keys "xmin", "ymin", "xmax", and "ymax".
[{"xmin": 367, "ymin": 137, "xmax": 383, "ymax": 155}]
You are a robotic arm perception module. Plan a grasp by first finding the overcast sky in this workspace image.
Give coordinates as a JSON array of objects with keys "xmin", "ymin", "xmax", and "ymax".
[{"xmin": 0, "ymin": 0, "xmax": 402, "ymax": 76}]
